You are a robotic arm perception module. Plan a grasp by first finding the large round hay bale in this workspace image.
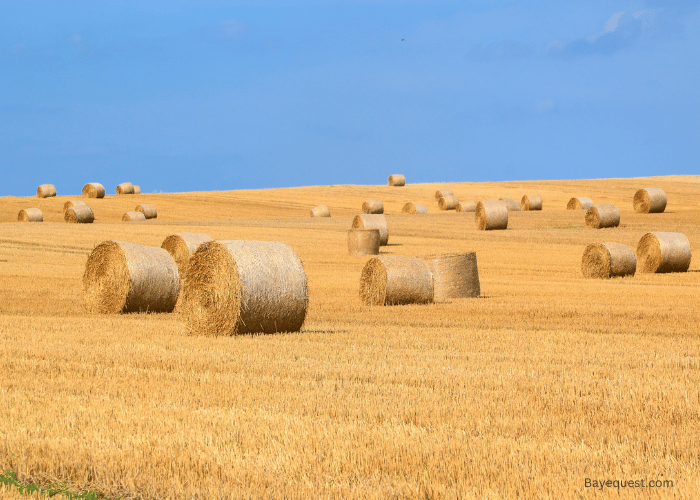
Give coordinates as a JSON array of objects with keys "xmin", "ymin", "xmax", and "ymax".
[
  {"xmin": 83, "ymin": 241, "xmax": 180, "ymax": 314},
  {"xmin": 310, "ymin": 205, "xmax": 331, "ymax": 217},
  {"xmin": 161, "ymin": 233, "xmax": 213, "ymax": 275},
  {"xmin": 123, "ymin": 211, "xmax": 146, "ymax": 221},
  {"xmin": 133, "ymin": 185, "xmax": 141, "ymax": 194},
  {"xmin": 352, "ymin": 214, "xmax": 389, "ymax": 246},
  {"xmin": 438, "ymin": 194, "xmax": 459, "ymax": 211},
  {"xmin": 636, "ymin": 232, "xmax": 691, "ymax": 273},
  {"xmin": 499, "ymin": 197, "xmax": 520, "ymax": 211},
  {"xmin": 65, "ymin": 205, "xmax": 94, "ymax": 224},
  {"xmin": 401, "ymin": 202, "xmax": 428, "ymax": 214},
  {"xmin": 348, "ymin": 229, "xmax": 380, "ymax": 255},
  {"xmin": 181, "ymin": 240, "xmax": 308, "ymax": 336},
  {"xmin": 475, "ymin": 200, "xmax": 508, "ymax": 230},
  {"xmin": 456, "ymin": 201, "xmax": 476, "ymax": 212},
  {"xmin": 362, "ymin": 199, "xmax": 384, "ymax": 214},
  {"xmin": 359, "ymin": 256, "xmax": 433, "ymax": 306},
  {"xmin": 18, "ymin": 208, "xmax": 43, "ymax": 222},
  {"xmin": 63, "ymin": 200, "xmax": 87, "ymax": 212},
  {"xmin": 426, "ymin": 253, "xmax": 480, "ymax": 300},
  {"xmin": 567, "ymin": 197, "xmax": 594, "ymax": 210},
  {"xmin": 116, "ymin": 182, "xmax": 135, "ymax": 195},
  {"xmin": 585, "ymin": 204, "xmax": 620, "ymax": 229},
  {"xmin": 388, "ymin": 174, "xmax": 406, "ymax": 186},
  {"xmin": 36, "ymin": 184, "xmax": 56, "ymax": 198},
  {"xmin": 520, "ymin": 194, "xmax": 542, "ymax": 211},
  {"xmin": 581, "ymin": 243, "xmax": 636, "ymax": 279},
  {"xmin": 82, "ymin": 183, "xmax": 105, "ymax": 198},
  {"xmin": 435, "ymin": 189, "xmax": 454, "ymax": 200},
  {"xmin": 633, "ymin": 188, "xmax": 667, "ymax": 214},
  {"xmin": 136, "ymin": 204, "xmax": 157, "ymax": 219}
]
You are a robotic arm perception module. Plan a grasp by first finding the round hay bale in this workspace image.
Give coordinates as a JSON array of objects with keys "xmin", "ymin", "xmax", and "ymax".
[
  {"xmin": 136, "ymin": 204, "xmax": 157, "ymax": 219},
  {"xmin": 438, "ymin": 194, "xmax": 459, "ymax": 211},
  {"xmin": 456, "ymin": 201, "xmax": 477, "ymax": 212},
  {"xmin": 359, "ymin": 255, "xmax": 433, "ymax": 306},
  {"xmin": 116, "ymin": 182, "xmax": 135, "ymax": 195},
  {"xmin": 475, "ymin": 200, "xmax": 508, "ymax": 230},
  {"xmin": 633, "ymin": 188, "xmax": 667, "ymax": 214},
  {"xmin": 181, "ymin": 240, "xmax": 308, "ymax": 336},
  {"xmin": 401, "ymin": 202, "xmax": 428, "ymax": 214},
  {"xmin": 435, "ymin": 189, "xmax": 454, "ymax": 200},
  {"xmin": 36, "ymin": 184, "xmax": 56, "ymax": 198},
  {"xmin": 521, "ymin": 194, "xmax": 542, "ymax": 211},
  {"xmin": 348, "ymin": 229, "xmax": 380, "ymax": 255},
  {"xmin": 310, "ymin": 205, "xmax": 331, "ymax": 217},
  {"xmin": 123, "ymin": 211, "xmax": 146, "ymax": 221},
  {"xmin": 161, "ymin": 233, "xmax": 213, "ymax": 275},
  {"xmin": 134, "ymin": 185, "xmax": 141, "ymax": 194},
  {"xmin": 82, "ymin": 183, "xmax": 105, "ymax": 198},
  {"xmin": 65, "ymin": 205, "xmax": 94, "ymax": 224},
  {"xmin": 426, "ymin": 253, "xmax": 480, "ymax": 300},
  {"xmin": 585, "ymin": 204, "xmax": 620, "ymax": 229},
  {"xmin": 388, "ymin": 174, "xmax": 406, "ymax": 186},
  {"xmin": 352, "ymin": 214, "xmax": 389, "ymax": 246},
  {"xmin": 362, "ymin": 199, "xmax": 384, "ymax": 214},
  {"xmin": 636, "ymin": 232, "xmax": 691, "ymax": 274},
  {"xmin": 567, "ymin": 197, "xmax": 594, "ymax": 210},
  {"xmin": 63, "ymin": 200, "xmax": 87, "ymax": 212},
  {"xmin": 499, "ymin": 197, "xmax": 520, "ymax": 211},
  {"xmin": 83, "ymin": 241, "xmax": 180, "ymax": 314},
  {"xmin": 581, "ymin": 243, "xmax": 636, "ymax": 279},
  {"xmin": 18, "ymin": 208, "xmax": 43, "ymax": 222}
]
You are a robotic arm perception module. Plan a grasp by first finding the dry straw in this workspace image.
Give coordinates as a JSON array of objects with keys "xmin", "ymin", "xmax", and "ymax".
[
  {"xmin": 475, "ymin": 200, "xmax": 508, "ymax": 230},
  {"xmin": 499, "ymin": 197, "xmax": 521, "ymax": 211},
  {"xmin": 359, "ymin": 255, "xmax": 434, "ymax": 306},
  {"xmin": 181, "ymin": 240, "xmax": 308, "ymax": 336},
  {"xmin": 116, "ymin": 182, "xmax": 135, "ymax": 195},
  {"xmin": 352, "ymin": 214, "xmax": 389, "ymax": 246},
  {"xmin": 633, "ymin": 188, "xmax": 667, "ymax": 214},
  {"xmin": 426, "ymin": 252, "xmax": 480, "ymax": 300},
  {"xmin": 63, "ymin": 200, "xmax": 87, "ymax": 211},
  {"xmin": 585, "ymin": 204, "xmax": 620, "ymax": 229},
  {"xmin": 456, "ymin": 201, "xmax": 477, "ymax": 212},
  {"xmin": 134, "ymin": 185, "xmax": 141, "ymax": 194},
  {"xmin": 402, "ymin": 202, "xmax": 428, "ymax": 214},
  {"xmin": 161, "ymin": 233, "xmax": 213, "ymax": 276},
  {"xmin": 388, "ymin": 174, "xmax": 406, "ymax": 186},
  {"xmin": 348, "ymin": 229, "xmax": 380, "ymax": 255},
  {"xmin": 581, "ymin": 243, "xmax": 636, "ymax": 279},
  {"xmin": 82, "ymin": 182, "xmax": 105, "ymax": 198},
  {"xmin": 18, "ymin": 208, "xmax": 43, "ymax": 222},
  {"xmin": 521, "ymin": 194, "xmax": 542, "ymax": 211},
  {"xmin": 136, "ymin": 204, "xmax": 157, "ymax": 219},
  {"xmin": 636, "ymin": 232, "xmax": 691, "ymax": 273},
  {"xmin": 83, "ymin": 240, "xmax": 180, "ymax": 314},
  {"xmin": 310, "ymin": 205, "xmax": 331, "ymax": 217},
  {"xmin": 362, "ymin": 199, "xmax": 384, "ymax": 214},
  {"xmin": 438, "ymin": 194, "xmax": 459, "ymax": 211},
  {"xmin": 65, "ymin": 205, "xmax": 94, "ymax": 224},
  {"xmin": 36, "ymin": 184, "xmax": 56, "ymax": 198},
  {"xmin": 123, "ymin": 211, "xmax": 146, "ymax": 221},
  {"xmin": 435, "ymin": 189, "xmax": 454, "ymax": 200},
  {"xmin": 567, "ymin": 197, "xmax": 594, "ymax": 210}
]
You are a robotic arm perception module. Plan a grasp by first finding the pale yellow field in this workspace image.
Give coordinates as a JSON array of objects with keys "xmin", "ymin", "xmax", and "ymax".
[{"xmin": 1, "ymin": 176, "xmax": 699, "ymax": 499}]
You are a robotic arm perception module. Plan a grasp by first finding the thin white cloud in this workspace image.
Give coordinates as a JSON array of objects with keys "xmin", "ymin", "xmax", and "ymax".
[{"xmin": 605, "ymin": 12, "xmax": 624, "ymax": 32}]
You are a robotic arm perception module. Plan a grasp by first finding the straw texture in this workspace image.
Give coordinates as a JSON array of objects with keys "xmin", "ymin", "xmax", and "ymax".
[
  {"xmin": 633, "ymin": 188, "xmax": 667, "ymax": 214},
  {"xmin": 116, "ymin": 182, "xmax": 135, "ymax": 195},
  {"xmin": 585, "ymin": 204, "xmax": 620, "ymax": 229},
  {"xmin": 456, "ymin": 201, "xmax": 477, "ymax": 212},
  {"xmin": 388, "ymin": 174, "xmax": 406, "ymax": 186},
  {"xmin": 181, "ymin": 240, "xmax": 309, "ymax": 336},
  {"xmin": 359, "ymin": 256, "xmax": 434, "ymax": 306},
  {"xmin": 499, "ymin": 197, "xmax": 521, "ymax": 211},
  {"xmin": 348, "ymin": 229, "xmax": 380, "ymax": 255},
  {"xmin": 18, "ymin": 208, "xmax": 43, "ymax": 222},
  {"xmin": 426, "ymin": 253, "xmax": 480, "ymax": 300},
  {"xmin": 567, "ymin": 197, "xmax": 594, "ymax": 210},
  {"xmin": 438, "ymin": 194, "xmax": 459, "ymax": 211},
  {"xmin": 36, "ymin": 184, "xmax": 56, "ymax": 198},
  {"xmin": 352, "ymin": 214, "xmax": 389, "ymax": 246},
  {"xmin": 123, "ymin": 211, "xmax": 146, "ymax": 221},
  {"xmin": 310, "ymin": 205, "xmax": 331, "ymax": 217},
  {"xmin": 82, "ymin": 183, "xmax": 105, "ymax": 198},
  {"xmin": 581, "ymin": 243, "xmax": 636, "ymax": 279},
  {"xmin": 133, "ymin": 185, "xmax": 141, "ymax": 194},
  {"xmin": 435, "ymin": 189, "xmax": 454, "ymax": 200},
  {"xmin": 636, "ymin": 232, "xmax": 691, "ymax": 274},
  {"xmin": 161, "ymin": 233, "xmax": 213, "ymax": 276},
  {"xmin": 521, "ymin": 194, "xmax": 542, "ymax": 211},
  {"xmin": 362, "ymin": 199, "xmax": 384, "ymax": 214},
  {"xmin": 65, "ymin": 205, "xmax": 94, "ymax": 224},
  {"xmin": 136, "ymin": 204, "xmax": 158, "ymax": 219},
  {"xmin": 475, "ymin": 200, "xmax": 508, "ymax": 230},
  {"xmin": 402, "ymin": 202, "xmax": 428, "ymax": 214},
  {"xmin": 83, "ymin": 241, "xmax": 180, "ymax": 314},
  {"xmin": 63, "ymin": 200, "xmax": 87, "ymax": 211}
]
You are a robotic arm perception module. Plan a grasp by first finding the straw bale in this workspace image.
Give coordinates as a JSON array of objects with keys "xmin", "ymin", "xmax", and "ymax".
[
  {"xmin": 521, "ymin": 194, "xmax": 542, "ymax": 211},
  {"xmin": 402, "ymin": 202, "xmax": 428, "ymax": 214},
  {"xmin": 116, "ymin": 182, "xmax": 135, "ymax": 195},
  {"xmin": 438, "ymin": 194, "xmax": 459, "ymax": 211},
  {"xmin": 82, "ymin": 182, "xmax": 105, "ymax": 198},
  {"xmin": 136, "ymin": 203, "xmax": 158, "ymax": 219},
  {"xmin": 181, "ymin": 240, "xmax": 308, "ymax": 336},
  {"xmin": 388, "ymin": 174, "xmax": 406, "ymax": 186},
  {"xmin": 352, "ymin": 214, "xmax": 389, "ymax": 246},
  {"xmin": 134, "ymin": 185, "xmax": 141, "ymax": 194},
  {"xmin": 426, "ymin": 253, "xmax": 480, "ymax": 300},
  {"xmin": 499, "ymin": 197, "xmax": 520, "ymax": 211},
  {"xmin": 456, "ymin": 201, "xmax": 477, "ymax": 212},
  {"xmin": 348, "ymin": 229, "xmax": 380, "ymax": 255},
  {"xmin": 362, "ymin": 198, "xmax": 384, "ymax": 214},
  {"xmin": 359, "ymin": 255, "xmax": 434, "ymax": 306},
  {"xmin": 633, "ymin": 188, "xmax": 667, "ymax": 214},
  {"xmin": 123, "ymin": 211, "xmax": 146, "ymax": 221},
  {"xmin": 475, "ymin": 200, "xmax": 508, "ymax": 230},
  {"xmin": 567, "ymin": 197, "xmax": 594, "ymax": 210},
  {"xmin": 18, "ymin": 208, "xmax": 43, "ymax": 222},
  {"xmin": 83, "ymin": 241, "xmax": 180, "ymax": 314},
  {"xmin": 36, "ymin": 184, "xmax": 56, "ymax": 198},
  {"xmin": 581, "ymin": 243, "xmax": 636, "ymax": 279},
  {"xmin": 63, "ymin": 200, "xmax": 87, "ymax": 211},
  {"xmin": 310, "ymin": 205, "xmax": 331, "ymax": 217},
  {"xmin": 65, "ymin": 205, "xmax": 94, "ymax": 224},
  {"xmin": 161, "ymin": 233, "xmax": 213, "ymax": 275},
  {"xmin": 435, "ymin": 189, "xmax": 454, "ymax": 200},
  {"xmin": 585, "ymin": 204, "xmax": 620, "ymax": 229},
  {"xmin": 636, "ymin": 232, "xmax": 691, "ymax": 274}
]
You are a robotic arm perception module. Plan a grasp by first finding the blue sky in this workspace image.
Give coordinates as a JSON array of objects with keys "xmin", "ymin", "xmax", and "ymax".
[{"xmin": 1, "ymin": 1, "xmax": 698, "ymax": 195}]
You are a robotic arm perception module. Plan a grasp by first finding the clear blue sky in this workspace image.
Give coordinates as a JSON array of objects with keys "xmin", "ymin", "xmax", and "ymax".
[{"xmin": 1, "ymin": 1, "xmax": 698, "ymax": 196}]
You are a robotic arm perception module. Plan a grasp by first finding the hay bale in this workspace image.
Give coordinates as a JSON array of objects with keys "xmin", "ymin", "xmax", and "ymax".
[
  {"xmin": 402, "ymin": 202, "xmax": 428, "ymax": 214},
  {"xmin": 310, "ymin": 205, "xmax": 331, "ymax": 217},
  {"xmin": 581, "ymin": 243, "xmax": 636, "ymax": 279},
  {"xmin": 475, "ymin": 200, "xmax": 508, "ymax": 230},
  {"xmin": 426, "ymin": 253, "xmax": 480, "ymax": 299},
  {"xmin": 83, "ymin": 241, "xmax": 180, "ymax": 314},
  {"xmin": 161, "ymin": 233, "xmax": 213, "ymax": 277},
  {"xmin": 36, "ymin": 184, "xmax": 56, "ymax": 198},
  {"xmin": 438, "ymin": 194, "xmax": 459, "ymax": 211},
  {"xmin": 636, "ymin": 232, "xmax": 691, "ymax": 273},
  {"xmin": 499, "ymin": 197, "xmax": 520, "ymax": 211},
  {"xmin": 181, "ymin": 240, "xmax": 308, "ymax": 336},
  {"xmin": 435, "ymin": 189, "xmax": 454, "ymax": 200},
  {"xmin": 456, "ymin": 201, "xmax": 477, "ymax": 212},
  {"xmin": 567, "ymin": 197, "xmax": 594, "ymax": 210},
  {"xmin": 520, "ymin": 194, "xmax": 542, "ymax": 211},
  {"xmin": 362, "ymin": 199, "xmax": 384, "ymax": 214},
  {"xmin": 388, "ymin": 174, "xmax": 406, "ymax": 186},
  {"xmin": 123, "ymin": 211, "xmax": 146, "ymax": 221},
  {"xmin": 348, "ymin": 229, "xmax": 380, "ymax": 255},
  {"xmin": 134, "ymin": 185, "xmax": 141, "ymax": 194},
  {"xmin": 82, "ymin": 183, "xmax": 105, "ymax": 198},
  {"xmin": 352, "ymin": 214, "xmax": 389, "ymax": 246},
  {"xmin": 65, "ymin": 205, "xmax": 94, "ymax": 224},
  {"xmin": 136, "ymin": 204, "xmax": 157, "ymax": 219},
  {"xmin": 633, "ymin": 188, "xmax": 667, "ymax": 214},
  {"xmin": 63, "ymin": 200, "xmax": 87, "ymax": 211},
  {"xmin": 116, "ymin": 182, "xmax": 135, "ymax": 195},
  {"xmin": 18, "ymin": 208, "xmax": 43, "ymax": 222},
  {"xmin": 359, "ymin": 255, "xmax": 433, "ymax": 306},
  {"xmin": 585, "ymin": 204, "xmax": 620, "ymax": 229}
]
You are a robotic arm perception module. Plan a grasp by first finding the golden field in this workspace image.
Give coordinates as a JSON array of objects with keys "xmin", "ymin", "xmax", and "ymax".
[{"xmin": 0, "ymin": 176, "xmax": 699, "ymax": 499}]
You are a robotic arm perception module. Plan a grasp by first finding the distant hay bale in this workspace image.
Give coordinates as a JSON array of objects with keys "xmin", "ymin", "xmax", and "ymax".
[
  {"xmin": 499, "ymin": 197, "xmax": 520, "ymax": 211},
  {"xmin": 63, "ymin": 200, "xmax": 87, "ymax": 212},
  {"xmin": 521, "ymin": 194, "xmax": 542, "ymax": 211},
  {"xmin": 388, "ymin": 174, "xmax": 406, "ymax": 186},
  {"xmin": 426, "ymin": 253, "xmax": 480, "ymax": 300},
  {"xmin": 636, "ymin": 232, "xmax": 691, "ymax": 274},
  {"xmin": 581, "ymin": 243, "xmax": 636, "ymax": 279},
  {"xmin": 123, "ymin": 211, "xmax": 146, "ymax": 221},
  {"xmin": 438, "ymin": 194, "xmax": 459, "ymax": 211},
  {"xmin": 310, "ymin": 205, "xmax": 331, "ymax": 217},
  {"xmin": 352, "ymin": 214, "xmax": 389, "ymax": 246},
  {"xmin": 585, "ymin": 204, "xmax": 620, "ymax": 229},
  {"xmin": 82, "ymin": 183, "xmax": 105, "ymax": 198},
  {"xmin": 136, "ymin": 204, "xmax": 157, "ymax": 219},
  {"xmin": 133, "ymin": 185, "xmax": 141, "ymax": 194},
  {"xmin": 567, "ymin": 197, "xmax": 594, "ymax": 210},
  {"xmin": 402, "ymin": 202, "xmax": 428, "ymax": 214},
  {"xmin": 435, "ymin": 189, "xmax": 454, "ymax": 200},
  {"xmin": 18, "ymin": 208, "xmax": 43, "ymax": 222},
  {"xmin": 83, "ymin": 241, "xmax": 180, "ymax": 314},
  {"xmin": 181, "ymin": 240, "xmax": 308, "ymax": 336},
  {"xmin": 359, "ymin": 256, "xmax": 433, "ymax": 306},
  {"xmin": 36, "ymin": 184, "xmax": 56, "ymax": 198},
  {"xmin": 362, "ymin": 198, "xmax": 384, "ymax": 214},
  {"xmin": 116, "ymin": 182, "xmax": 135, "ymax": 195},
  {"xmin": 456, "ymin": 201, "xmax": 477, "ymax": 212},
  {"xmin": 65, "ymin": 205, "xmax": 94, "ymax": 224},
  {"xmin": 633, "ymin": 188, "xmax": 667, "ymax": 214},
  {"xmin": 161, "ymin": 233, "xmax": 213, "ymax": 276},
  {"xmin": 348, "ymin": 229, "xmax": 380, "ymax": 255},
  {"xmin": 475, "ymin": 200, "xmax": 508, "ymax": 230}
]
